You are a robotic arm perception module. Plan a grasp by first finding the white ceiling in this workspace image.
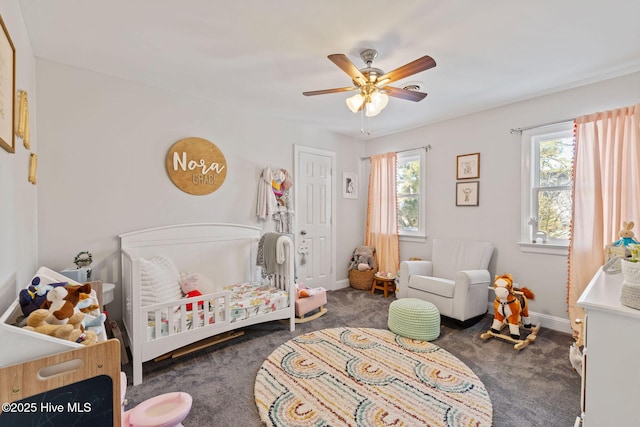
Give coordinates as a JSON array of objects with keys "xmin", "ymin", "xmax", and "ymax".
[{"xmin": 17, "ymin": 0, "xmax": 640, "ymax": 139}]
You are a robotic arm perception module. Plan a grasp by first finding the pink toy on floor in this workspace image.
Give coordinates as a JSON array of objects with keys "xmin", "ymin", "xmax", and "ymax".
[
  {"xmin": 120, "ymin": 372, "xmax": 193, "ymax": 427},
  {"xmin": 294, "ymin": 284, "xmax": 327, "ymax": 322}
]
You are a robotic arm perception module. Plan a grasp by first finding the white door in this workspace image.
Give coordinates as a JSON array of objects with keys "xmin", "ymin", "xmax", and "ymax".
[{"xmin": 294, "ymin": 145, "xmax": 335, "ymax": 289}]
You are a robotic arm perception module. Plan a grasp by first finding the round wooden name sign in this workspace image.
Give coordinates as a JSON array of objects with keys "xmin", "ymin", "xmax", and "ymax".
[{"xmin": 166, "ymin": 137, "xmax": 227, "ymax": 195}]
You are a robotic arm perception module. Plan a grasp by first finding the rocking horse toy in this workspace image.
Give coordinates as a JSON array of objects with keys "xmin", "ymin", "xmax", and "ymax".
[{"xmin": 481, "ymin": 273, "xmax": 541, "ymax": 350}]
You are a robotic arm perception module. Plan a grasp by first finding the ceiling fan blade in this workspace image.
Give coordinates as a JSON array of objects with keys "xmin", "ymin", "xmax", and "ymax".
[
  {"xmin": 377, "ymin": 55, "xmax": 436, "ymax": 85},
  {"xmin": 383, "ymin": 86, "xmax": 428, "ymax": 102},
  {"xmin": 303, "ymin": 87, "xmax": 358, "ymax": 96},
  {"xmin": 328, "ymin": 54, "xmax": 367, "ymax": 86}
]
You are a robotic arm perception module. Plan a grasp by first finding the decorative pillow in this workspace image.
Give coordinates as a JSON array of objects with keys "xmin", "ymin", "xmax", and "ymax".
[
  {"xmin": 179, "ymin": 272, "xmax": 215, "ymax": 295},
  {"xmin": 139, "ymin": 255, "xmax": 182, "ymax": 306}
]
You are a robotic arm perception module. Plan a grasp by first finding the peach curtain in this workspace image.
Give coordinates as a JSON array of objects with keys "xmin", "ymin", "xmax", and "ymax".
[
  {"xmin": 366, "ymin": 152, "xmax": 400, "ymax": 275},
  {"xmin": 568, "ymin": 103, "xmax": 640, "ymax": 342}
]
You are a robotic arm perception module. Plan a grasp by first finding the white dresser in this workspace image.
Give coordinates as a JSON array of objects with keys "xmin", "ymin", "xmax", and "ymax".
[{"xmin": 576, "ymin": 267, "xmax": 640, "ymax": 426}]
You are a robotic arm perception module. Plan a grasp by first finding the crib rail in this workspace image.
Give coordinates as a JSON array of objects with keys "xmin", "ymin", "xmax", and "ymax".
[{"xmin": 143, "ymin": 289, "xmax": 232, "ymax": 341}]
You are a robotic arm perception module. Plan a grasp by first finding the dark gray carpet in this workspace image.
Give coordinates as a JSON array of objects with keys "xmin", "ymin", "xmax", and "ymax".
[{"xmin": 122, "ymin": 288, "xmax": 581, "ymax": 426}]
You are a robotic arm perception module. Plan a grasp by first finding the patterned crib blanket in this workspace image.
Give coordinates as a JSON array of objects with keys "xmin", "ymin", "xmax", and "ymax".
[
  {"xmin": 224, "ymin": 282, "xmax": 289, "ymax": 322},
  {"xmin": 147, "ymin": 282, "xmax": 289, "ymax": 340}
]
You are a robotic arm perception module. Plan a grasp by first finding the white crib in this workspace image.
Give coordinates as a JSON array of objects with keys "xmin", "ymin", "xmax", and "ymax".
[{"xmin": 119, "ymin": 223, "xmax": 295, "ymax": 385}]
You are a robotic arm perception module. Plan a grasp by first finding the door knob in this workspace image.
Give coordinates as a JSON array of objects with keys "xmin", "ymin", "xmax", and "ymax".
[{"xmin": 300, "ymin": 230, "xmax": 307, "ymax": 235}]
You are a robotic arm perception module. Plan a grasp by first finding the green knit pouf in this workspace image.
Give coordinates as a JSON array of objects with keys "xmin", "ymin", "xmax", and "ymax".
[{"xmin": 388, "ymin": 298, "xmax": 440, "ymax": 341}]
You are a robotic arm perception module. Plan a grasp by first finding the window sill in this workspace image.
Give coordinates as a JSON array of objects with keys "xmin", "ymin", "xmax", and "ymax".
[
  {"xmin": 518, "ymin": 241, "xmax": 568, "ymax": 256},
  {"xmin": 400, "ymin": 234, "xmax": 427, "ymax": 243}
]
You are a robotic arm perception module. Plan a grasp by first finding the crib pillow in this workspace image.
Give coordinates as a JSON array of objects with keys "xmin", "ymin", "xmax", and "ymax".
[{"xmin": 140, "ymin": 255, "xmax": 183, "ymax": 306}]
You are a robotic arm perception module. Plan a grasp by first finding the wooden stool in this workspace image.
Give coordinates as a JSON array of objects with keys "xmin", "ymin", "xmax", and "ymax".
[{"xmin": 371, "ymin": 274, "xmax": 396, "ymax": 297}]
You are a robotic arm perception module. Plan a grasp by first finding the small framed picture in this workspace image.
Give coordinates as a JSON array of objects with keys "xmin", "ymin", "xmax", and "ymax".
[
  {"xmin": 0, "ymin": 14, "xmax": 16, "ymax": 153},
  {"xmin": 456, "ymin": 181, "xmax": 479, "ymax": 206},
  {"xmin": 342, "ymin": 172, "xmax": 358, "ymax": 199},
  {"xmin": 456, "ymin": 152, "xmax": 480, "ymax": 180}
]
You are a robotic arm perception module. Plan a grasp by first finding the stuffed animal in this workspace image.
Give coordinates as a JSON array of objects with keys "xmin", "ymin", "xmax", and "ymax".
[
  {"xmin": 490, "ymin": 274, "xmax": 535, "ymax": 340},
  {"xmin": 75, "ymin": 296, "xmax": 107, "ymax": 334},
  {"xmin": 296, "ymin": 283, "xmax": 325, "ymax": 298},
  {"xmin": 355, "ymin": 254, "xmax": 376, "ymax": 271},
  {"xmin": 76, "ymin": 291, "xmax": 100, "ymax": 315},
  {"xmin": 18, "ymin": 277, "xmax": 67, "ymax": 317},
  {"xmin": 42, "ymin": 283, "xmax": 93, "ymax": 325},
  {"xmin": 614, "ymin": 221, "xmax": 639, "ymax": 247},
  {"xmin": 23, "ymin": 309, "xmax": 98, "ymax": 345},
  {"xmin": 43, "ymin": 286, "xmax": 73, "ymax": 324},
  {"xmin": 180, "ymin": 276, "xmax": 204, "ymax": 311},
  {"xmin": 349, "ymin": 245, "xmax": 376, "ymax": 271},
  {"xmin": 60, "ymin": 283, "xmax": 93, "ymax": 308}
]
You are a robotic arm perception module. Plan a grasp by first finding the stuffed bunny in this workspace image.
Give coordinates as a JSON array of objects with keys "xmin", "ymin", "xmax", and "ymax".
[{"xmin": 615, "ymin": 221, "xmax": 639, "ymax": 246}]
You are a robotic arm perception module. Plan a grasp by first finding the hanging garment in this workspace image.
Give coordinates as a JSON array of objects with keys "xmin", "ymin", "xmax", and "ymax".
[
  {"xmin": 272, "ymin": 169, "xmax": 285, "ymax": 197},
  {"xmin": 256, "ymin": 167, "xmax": 278, "ymax": 221},
  {"xmin": 273, "ymin": 207, "xmax": 295, "ymax": 234}
]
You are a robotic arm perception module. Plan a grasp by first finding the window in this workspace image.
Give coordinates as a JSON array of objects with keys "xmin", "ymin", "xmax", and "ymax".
[
  {"xmin": 397, "ymin": 148, "xmax": 426, "ymax": 240},
  {"xmin": 521, "ymin": 122, "xmax": 574, "ymax": 253}
]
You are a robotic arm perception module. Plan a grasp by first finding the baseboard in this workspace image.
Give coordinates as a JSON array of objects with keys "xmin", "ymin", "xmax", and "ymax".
[
  {"xmin": 330, "ymin": 285, "xmax": 573, "ymax": 334},
  {"xmin": 333, "ymin": 279, "xmax": 350, "ymax": 291},
  {"xmin": 529, "ymin": 310, "xmax": 573, "ymax": 334},
  {"xmin": 486, "ymin": 302, "xmax": 572, "ymax": 334}
]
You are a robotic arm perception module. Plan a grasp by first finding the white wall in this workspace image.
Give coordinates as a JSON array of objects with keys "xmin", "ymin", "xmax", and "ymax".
[
  {"xmin": 6, "ymin": 0, "xmax": 639, "ymax": 332},
  {"xmin": 0, "ymin": 1, "xmax": 38, "ymax": 315},
  {"xmin": 365, "ymin": 71, "xmax": 640, "ymax": 331},
  {"xmin": 34, "ymin": 60, "xmax": 365, "ymax": 322}
]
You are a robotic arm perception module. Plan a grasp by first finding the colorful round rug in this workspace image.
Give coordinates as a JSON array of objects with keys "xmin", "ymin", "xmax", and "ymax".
[{"xmin": 254, "ymin": 327, "xmax": 492, "ymax": 426}]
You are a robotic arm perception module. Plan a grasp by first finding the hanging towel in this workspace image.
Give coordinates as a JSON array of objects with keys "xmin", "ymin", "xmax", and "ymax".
[{"xmin": 257, "ymin": 232, "xmax": 289, "ymax": 277}]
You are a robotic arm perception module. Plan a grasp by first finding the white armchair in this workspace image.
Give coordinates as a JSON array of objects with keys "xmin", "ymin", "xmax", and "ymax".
[{"xmin": 398, "ymin": 238, "xmax": 494, "ymax": 324}]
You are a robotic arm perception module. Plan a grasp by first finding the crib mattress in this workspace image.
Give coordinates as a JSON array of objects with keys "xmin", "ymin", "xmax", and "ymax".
[
  {"xmin": 146, "ymin": 282, "xmax": 289, "ymax": 340},
  {"xmin": 224, "ymin": 282, "xmax": 289, "ymax": 322}
]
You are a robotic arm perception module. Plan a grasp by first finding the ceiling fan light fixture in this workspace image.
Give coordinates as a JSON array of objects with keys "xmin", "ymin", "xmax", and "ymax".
[
  {"xmin": 370, "ymin": 91, "xmax": 389, "ymax": 110},
  {"xmin": 364, "ymin": 91, "xmax": 388, "ymax": 117},
  {"xmin": 365, "ymin": 102, "xmax": 381, "ymax": 117},
  {"xmin": 346, "ymin": 93, "xmax": 365, "ymax": 113}
]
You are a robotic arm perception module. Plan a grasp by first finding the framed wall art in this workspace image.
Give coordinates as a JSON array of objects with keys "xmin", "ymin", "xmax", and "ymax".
[
  {"xmin": 342, "ymin": 172, "xmax": 358, "ymax": 199},
  {"xmin": 0, "ymin": 14, "xmax": 15, "ymax": 153},
  {"xmin": 456, "ymin": 181, "xmax": 479, "ymax": 206},
  {"xmin": 456, "ymin": 152, "xmax": 480, "ymax": 180}
]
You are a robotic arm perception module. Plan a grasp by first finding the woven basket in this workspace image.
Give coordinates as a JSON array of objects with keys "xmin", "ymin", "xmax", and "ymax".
[
  {"xmin": 621, "ymin": 259, "xmax": 640, "ymax": 310},
  {"xmin": 349, "ymin": 267, "xmax": 378, "ymax": 290}
]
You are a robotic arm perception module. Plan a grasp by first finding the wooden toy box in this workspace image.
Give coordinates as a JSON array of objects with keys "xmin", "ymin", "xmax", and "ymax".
[{"xmin": 0, "ymin": 267, "xmax": 107, "ymax": 368}]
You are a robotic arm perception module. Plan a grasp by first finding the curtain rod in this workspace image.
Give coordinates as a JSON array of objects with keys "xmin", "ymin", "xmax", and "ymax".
[
  {"xmin": 360, "ymin": 144, "xmax": 431, "ymax": 160},
  {"xmin": 510, "ymin": 118, "xmax": 575, "ymax": 134}
]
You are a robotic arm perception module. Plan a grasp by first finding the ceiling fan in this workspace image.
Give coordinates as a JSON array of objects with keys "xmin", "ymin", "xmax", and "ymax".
[{"xmin": 303, "ymin": 48, "xmax": 436, "ymax": 117}]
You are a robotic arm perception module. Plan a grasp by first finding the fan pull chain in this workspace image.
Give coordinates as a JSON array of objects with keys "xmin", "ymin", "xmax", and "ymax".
[{"xmin": 360, "ymin": 109, "xmax": 371, "ymax": 136}]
